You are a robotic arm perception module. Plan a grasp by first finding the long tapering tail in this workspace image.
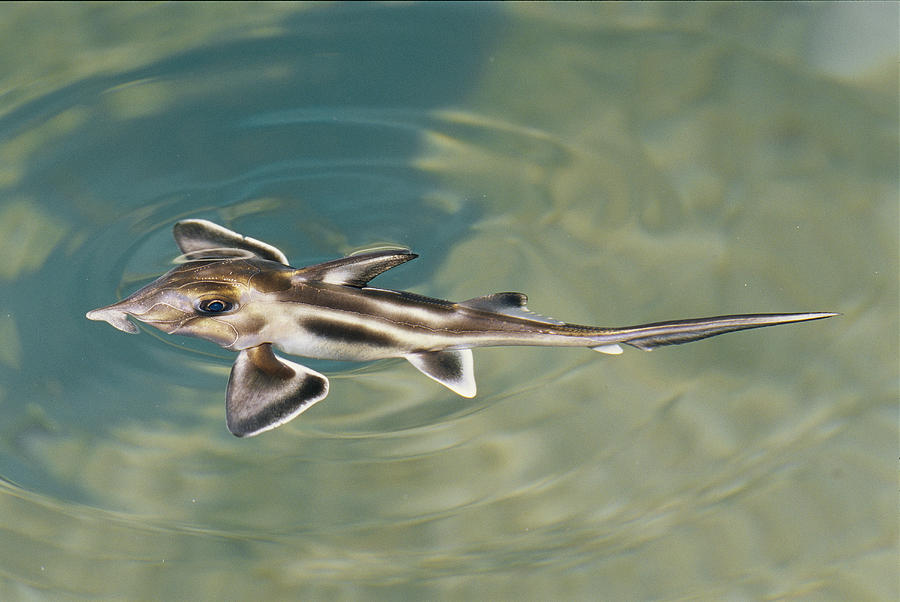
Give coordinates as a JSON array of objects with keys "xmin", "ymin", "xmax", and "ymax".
[{"xmin": 592, "ymin": 312, "xmax": 839, "ymax": 353}]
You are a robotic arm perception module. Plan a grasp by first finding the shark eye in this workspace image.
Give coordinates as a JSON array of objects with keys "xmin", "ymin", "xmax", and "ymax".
[{"xmin": 197, "ymin": 299, "xmax": 235, "ymax": 314}]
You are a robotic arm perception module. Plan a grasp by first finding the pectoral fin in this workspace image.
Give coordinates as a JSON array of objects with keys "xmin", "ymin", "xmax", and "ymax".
[
  {"xmin": 174, "ymin": 219, "xmax": 290, "ymax": 265},
  {"xmin": 406, "ymin": 349, "xmax": 476, "ymax": 398},
  {"xmin": 226, "ymin": 344, "xmax": 329, "ymax": 437}
]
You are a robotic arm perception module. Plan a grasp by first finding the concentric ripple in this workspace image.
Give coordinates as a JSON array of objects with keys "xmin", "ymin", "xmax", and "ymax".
[{"xmin": 0, "ymin": 3, "xmax": 893, "ymax": 599}]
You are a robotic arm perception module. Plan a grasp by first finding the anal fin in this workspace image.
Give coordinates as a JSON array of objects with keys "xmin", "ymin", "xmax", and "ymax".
[
  {"xmin": 406, "ymin": 349, "xmax": 476, "ymax": 398},
  {"xmin": 226, "ymin": 344, "xmax": 329, "ymax": 437},
  {"xmin": 592, "ymin": 344, "xmax": 623, "ymax": 355}
]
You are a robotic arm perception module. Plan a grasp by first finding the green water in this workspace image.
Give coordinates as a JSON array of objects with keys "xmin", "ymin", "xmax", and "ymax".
[{"xmin": 0, "ymin": 3, "xmax": 896, "ymax": 599}]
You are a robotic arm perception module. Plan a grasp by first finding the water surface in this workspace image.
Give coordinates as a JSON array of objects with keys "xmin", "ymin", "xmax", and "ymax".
[{"xmin": 0, "ymin": 3, "xmax": 896, "ymax": 599}]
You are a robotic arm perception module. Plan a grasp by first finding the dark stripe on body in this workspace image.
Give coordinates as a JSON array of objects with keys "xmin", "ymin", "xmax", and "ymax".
[{"xmin": 303, "ymin": 317, "xmax": 401, "ymax": 348}]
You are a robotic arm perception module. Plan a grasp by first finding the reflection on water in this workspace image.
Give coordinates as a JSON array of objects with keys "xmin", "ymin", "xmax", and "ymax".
[{"xmin": 0, "ymin": 3, "xmax": 896, "ymax": 599}]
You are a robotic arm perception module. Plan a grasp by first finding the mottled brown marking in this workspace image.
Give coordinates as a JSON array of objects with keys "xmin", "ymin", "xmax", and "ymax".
[{"xmin": 249, "ymin": 268, "xmax": 293, "ymax": 292}]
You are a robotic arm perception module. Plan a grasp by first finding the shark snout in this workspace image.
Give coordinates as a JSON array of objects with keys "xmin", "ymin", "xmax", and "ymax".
[
  {"xmin": 86, "ymin": 295, "xmax": 194, "ymax": 336},
  {"xmin": 86, "ymin": 302, "xmax": 140, "ymax": 334},
  {"xmin": 87, "ymin": 296, "xmax": 238, "ymax": 347}
]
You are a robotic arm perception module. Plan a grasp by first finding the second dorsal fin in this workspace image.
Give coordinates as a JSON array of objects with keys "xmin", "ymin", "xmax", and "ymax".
[
  {"xmin": 458, "ymin": 292, "xmax": 528, "ymax": 312},
  {"xmin": 458, "ymin": 292, "xmax": 565, "ymax": 325}
]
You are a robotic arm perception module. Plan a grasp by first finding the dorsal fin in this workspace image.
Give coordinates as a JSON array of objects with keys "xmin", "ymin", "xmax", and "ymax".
[
  {"xmin": 173, "ymin": 219, "xmax": 289, "ymax": 265},
  {"xmin": 458, "ymin": 292, "xmax": 565, "ymax": 325},
  {"xmin": 294, "ymin": 249, "xmax": 417, "ymax": 287},
  {"xmin": 459, "ymin": 292, "xmax": 528, "ymax": 312}
]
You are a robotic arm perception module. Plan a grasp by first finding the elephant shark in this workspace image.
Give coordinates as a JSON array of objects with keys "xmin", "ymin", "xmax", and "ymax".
[{"xmin": 87, "ymin": 220, "xmax": 837, "ymax": 437}]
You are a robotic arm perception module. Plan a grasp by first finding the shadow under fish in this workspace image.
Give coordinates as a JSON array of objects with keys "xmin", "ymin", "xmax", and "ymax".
[{"xmin": 87, "ymin": 220, "xmax": 838, "ymax": 437}]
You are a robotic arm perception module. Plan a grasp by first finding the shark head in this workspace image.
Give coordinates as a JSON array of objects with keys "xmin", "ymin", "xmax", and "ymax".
[
  {"xmin": 85, "ymin": 219, "xmax": 424, "ymax": 437},
  {"xmin": 86, "ymin": 257, "xmax": 295, "ymax": 350}
]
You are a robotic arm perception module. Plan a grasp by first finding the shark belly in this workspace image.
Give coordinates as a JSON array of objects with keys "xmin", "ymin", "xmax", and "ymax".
[
  {"xmin": 255, "ymin": 302, "xmax": 452, "ymax": 362},
  {"xmin": 270, "ymin": 310, "xmax": 599, "ymax": 361},
  {"xmin": 244, "ymin": 285, "xmax": 607, "ymax": 363},
  {"xmin": 275, "ymin": 320, "xmax": 420, "ymax": 361}
]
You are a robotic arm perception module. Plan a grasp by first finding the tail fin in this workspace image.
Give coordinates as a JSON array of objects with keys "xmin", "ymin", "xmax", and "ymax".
[{"xmin": 600, "ymin": 312, "xmax": 838, "ymax": 351}]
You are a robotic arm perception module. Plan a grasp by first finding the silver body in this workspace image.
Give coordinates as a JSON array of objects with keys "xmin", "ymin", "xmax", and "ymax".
[
  {"xmin": 87, "ymin": 220, "xmax": 838, "ymax": 437},
  {"xmin": 239, "ymin": 281, "xmax": 623, "ymax": 359}
]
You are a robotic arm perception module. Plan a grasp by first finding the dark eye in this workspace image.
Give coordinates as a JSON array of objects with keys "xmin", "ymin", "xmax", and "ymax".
[{"xmin": 197, "ymin": 299, "xmax": 234, "ymax": 314}]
